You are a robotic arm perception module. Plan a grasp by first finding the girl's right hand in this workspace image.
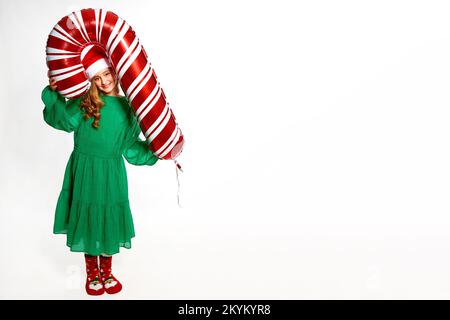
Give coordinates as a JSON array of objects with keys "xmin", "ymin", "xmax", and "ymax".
[{"xmin": 48, "ymin": 70, "xmax": 57, "ymax": 91}]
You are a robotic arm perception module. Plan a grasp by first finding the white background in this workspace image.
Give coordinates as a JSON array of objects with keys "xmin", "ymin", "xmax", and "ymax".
[{"xmin": 1, "ymin": 0, "xmax": 450, "ymax": 299}]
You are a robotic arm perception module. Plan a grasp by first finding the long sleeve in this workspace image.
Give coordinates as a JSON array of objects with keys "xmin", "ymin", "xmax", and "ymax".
[
  {"xmin": 42, "ymin": 85, "xmax": 83, "ymax": 133},
  {"xmin": 122, "ymin": 111, "xmax": 159, "ymax": 166}
]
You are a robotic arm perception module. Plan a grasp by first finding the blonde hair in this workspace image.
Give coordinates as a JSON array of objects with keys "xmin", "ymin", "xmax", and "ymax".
[{"xmin": 80, "ymin": 68, "xmax": 120, "ymax": 129}]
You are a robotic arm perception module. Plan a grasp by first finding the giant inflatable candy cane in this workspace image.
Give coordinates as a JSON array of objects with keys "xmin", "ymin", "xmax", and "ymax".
[{"xmin": 45, "ymin": 8, "xmax": 184, "ymax": 161}]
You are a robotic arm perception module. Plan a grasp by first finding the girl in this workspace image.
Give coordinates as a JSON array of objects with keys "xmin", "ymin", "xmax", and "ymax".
[{"xmin": 42, "ymin": 56, "xmax": 158, "ymax": 295}]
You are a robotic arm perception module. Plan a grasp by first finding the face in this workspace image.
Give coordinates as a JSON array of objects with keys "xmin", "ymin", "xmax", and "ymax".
[{"xmin": 92, "ymin": 68, "xmax": 116, "ymax": 95}]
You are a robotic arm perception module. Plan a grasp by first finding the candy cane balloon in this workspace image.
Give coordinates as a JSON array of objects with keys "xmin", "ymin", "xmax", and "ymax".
[{"xmin": 45, "ymin": 8, "xmax": 184, "ymax": 160}]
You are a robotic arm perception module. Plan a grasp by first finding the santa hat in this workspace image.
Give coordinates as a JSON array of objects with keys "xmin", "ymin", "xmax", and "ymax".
[{"xmin": 80, "ymin": 45, "xmax": 112, "ymax": 80}]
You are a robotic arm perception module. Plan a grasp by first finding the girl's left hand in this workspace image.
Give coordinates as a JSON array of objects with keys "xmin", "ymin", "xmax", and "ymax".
[{"xmin": 47, "ymin": 70, "xmax": 57, "ymax": 91}]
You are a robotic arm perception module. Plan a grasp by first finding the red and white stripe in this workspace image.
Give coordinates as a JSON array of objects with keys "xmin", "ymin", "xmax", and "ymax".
[{"xmin": 45, "ymin": 8, "xmax": 184, "ymax": 160}]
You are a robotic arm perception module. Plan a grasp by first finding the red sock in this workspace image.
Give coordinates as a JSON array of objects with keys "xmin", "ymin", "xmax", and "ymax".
[
  {"xmin": 84, "ymin": 254, "xmax": 105, "ymax": 296},
  {"xmin": 99, "ymin": 255, "xmax": 122, "ymax": 294}
]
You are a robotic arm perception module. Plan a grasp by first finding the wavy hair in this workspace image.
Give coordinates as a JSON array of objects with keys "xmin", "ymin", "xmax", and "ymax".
[{"xmin": 80, "ymin": 68, "xmax": 120, "ymax": 129}]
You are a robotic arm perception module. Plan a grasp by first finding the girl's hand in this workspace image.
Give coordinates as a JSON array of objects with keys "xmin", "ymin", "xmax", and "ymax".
[{"xmin": 48, "ymin": 70, "xmax": 57, "ymax": 91}]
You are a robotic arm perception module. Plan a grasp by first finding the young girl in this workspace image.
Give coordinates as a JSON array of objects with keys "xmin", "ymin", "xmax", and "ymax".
[{"xmin": 42, "ymin": 57, "xmax": 158, "ymax": 295}]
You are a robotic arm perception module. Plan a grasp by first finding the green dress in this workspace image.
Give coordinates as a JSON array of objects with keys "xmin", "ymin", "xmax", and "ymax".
[{"xmin": 41, "ymin": 85, "xmax": 158, "ymax": 256}]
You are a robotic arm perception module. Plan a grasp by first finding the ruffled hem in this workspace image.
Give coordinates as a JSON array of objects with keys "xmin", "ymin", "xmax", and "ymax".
[
  {"xmin": 53, "ymin": 189, "xmax": 136, "ymax": 256},
  {"xmin": 53, "ymin": 231, "xmax": 134, "ymax": 256}
]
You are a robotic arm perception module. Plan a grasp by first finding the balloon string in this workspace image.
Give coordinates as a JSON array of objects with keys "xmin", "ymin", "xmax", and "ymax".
[{"xmin": 174, "ymin": 160, "xmax": 183, "ymax": 208}]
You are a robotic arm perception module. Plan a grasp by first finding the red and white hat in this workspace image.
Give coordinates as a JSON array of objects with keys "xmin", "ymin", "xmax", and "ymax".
[{"xmin": 81, "ymin": 45, "xmax": 112, "ymax": 80}]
